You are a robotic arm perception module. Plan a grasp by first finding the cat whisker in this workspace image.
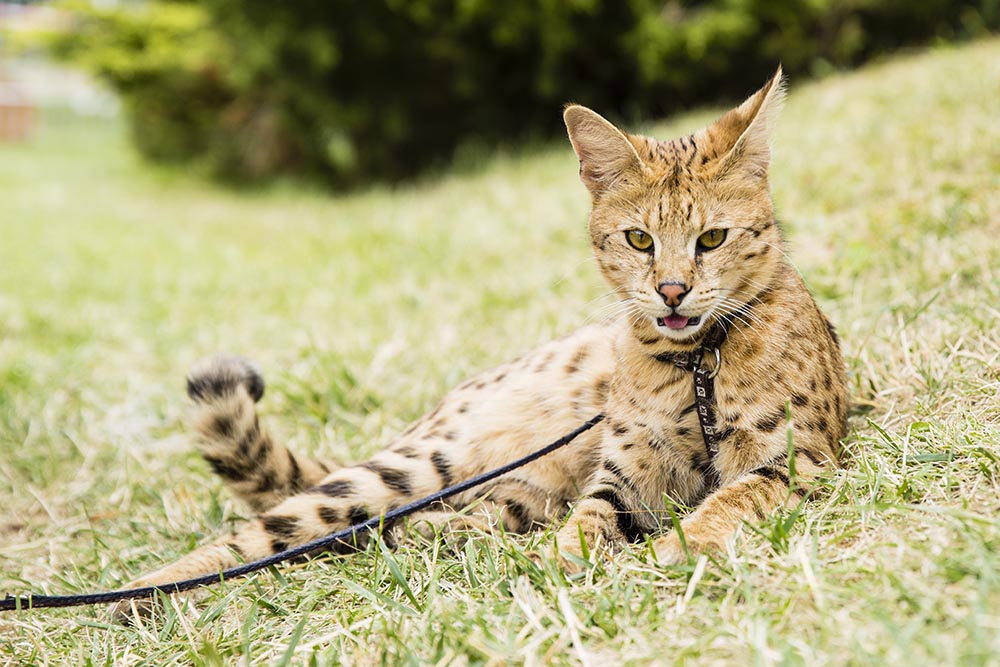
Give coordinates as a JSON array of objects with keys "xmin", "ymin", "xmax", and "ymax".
[
  {"xmin": 588, "ymin": 297, "xmax": 632, "ymax": 315},
  {"xmin": 583, "ymin": 287, "xmax": 642, "ymax": 312},
  {"xmin": 587, "ymin": 298, "xmax": 642, "ymax": 325},
  {"xmin": 712, "ymin": 297, "xmax": 767, "ymax": 339},
  {"xmin": 549, "ymin": 255, "xmax": 614, "ymax": 291},
  {"xmin": 714, "ymin": 287, "xmax": 769, "ymax": 318},
  {"xmin": 626, "ymin": 310, "xmax": 648, "ymax": 330},
  {"xmin": 588, "ymin": 300, "xmax": 640, "ymax": 318},
  {"xmin": 756, "ymin": 241, "xmax": 808, "ymax": 278},
  {"xmin": 716, "ymin": 297, "xmax": 767, "ymax": 327}
]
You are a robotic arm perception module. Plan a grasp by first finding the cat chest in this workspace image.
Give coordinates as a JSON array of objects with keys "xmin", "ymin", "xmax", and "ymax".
[
  {"xmin": 608, "ymin": 375, "xmax": 707, "ymax": 457},
  {"xmin": 608, "ymin": 362, "xmax": 749, "ymax": 490}
]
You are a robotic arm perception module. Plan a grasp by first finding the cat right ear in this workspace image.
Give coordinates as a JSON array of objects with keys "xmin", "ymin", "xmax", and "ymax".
[{"xmin": 564, "ymin": 105, "xmax": 644, "ymax": 198}]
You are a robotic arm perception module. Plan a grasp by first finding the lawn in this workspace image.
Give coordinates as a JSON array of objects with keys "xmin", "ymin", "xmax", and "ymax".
[{"xmin": 1, "ymin": 39, "xmax": 999, "ymax": 666}]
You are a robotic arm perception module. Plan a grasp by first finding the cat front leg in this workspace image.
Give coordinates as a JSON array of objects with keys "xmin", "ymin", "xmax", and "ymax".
[
  {"xmin": 652, "ymin": 445, "xmax": 831, "ymax": 564},
  {"xmin": 552, "ymin": 494, "xmax": 636, "ymax": 570},
  {"xmin": 552, "ymin": 422, "xmax": 670, "ymax": 567}
]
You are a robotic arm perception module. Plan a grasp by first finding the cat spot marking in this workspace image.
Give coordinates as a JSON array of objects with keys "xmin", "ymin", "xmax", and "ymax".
[
  {"xmin": 317, "ymin": 480, "xmax": 355, "ymax": 498},
  {"xmin": 262, "ymin": 515, "xmax": 299, "ymax": 539},
  {"xmin": 347, "ymin": 506, "xmax": 369, "ymax": 526},
  {"xmin": 798, "ymin": 448, "xmax": 827, "ymax": 467},
  {"xmin": 203, "ymin": 456, "xmax": 246, "ymax": 482},
  {"xmin": 504, "ymin": 500, "xmax": 532, "ymax": 531},
  {"xmin": 394, "ymin": 446, "xmax": 421, "ymax": 459},
  {"xmin": 287, "ymin": 451, "xmax": 302, "ymax": 488},
  {"xmin": 751, "ymin": 466, "xmax": 790, "ymax": 487},
  {"xmin": 589, "ymin": 489, "xmax": 644, "ymax": 542},
  {"xmin": 430, "ymin": 451, "xmax": 454, "ymax": 487},
  {"xmin": 361, "ymin": 462, "xmax": 414, "ymax": 496},
  {"xmin": 211, "ymin": 415, "xmax": 234, "ymax": 438},
  {"xmin": 754, "ymin": 409, "xmax": 785, "ymax": 433}
]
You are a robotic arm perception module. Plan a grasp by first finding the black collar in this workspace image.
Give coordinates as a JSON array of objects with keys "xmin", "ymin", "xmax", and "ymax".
[{"xmin": 650, "ymin": 317, "xmax": 731, "ymax": 372}]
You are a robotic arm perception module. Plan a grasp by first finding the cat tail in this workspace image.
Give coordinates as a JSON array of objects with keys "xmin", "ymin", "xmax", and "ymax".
[{"xmin": 185, "ymin": 355, "xmax": 340, "ymax": 513}]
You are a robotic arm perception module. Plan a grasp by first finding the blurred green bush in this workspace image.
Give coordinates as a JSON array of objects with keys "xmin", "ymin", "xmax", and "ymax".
[{"xmin": 35, "ymin": 0, "xmax": 999, "ymax": 185}]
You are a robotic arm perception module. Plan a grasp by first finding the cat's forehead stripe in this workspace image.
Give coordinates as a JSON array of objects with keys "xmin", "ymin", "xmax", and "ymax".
[{"xmin": 646, "ymin": 189, "xmax": 702, "ymax": 233}]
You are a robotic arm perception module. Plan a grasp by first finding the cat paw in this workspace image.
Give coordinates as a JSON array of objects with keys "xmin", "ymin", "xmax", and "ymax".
[
  {"xmin": 109, "ymin": 597, "xmax": 158, "ymax": 625},
  {"xmin": 390, "ymin": 510, "xmax": 491, "ymax": 548},
  {"xmin": 550, "ymin": 523, "xmax": 611, "ymax": 574},
  {"xmin": 108, "ymin": 579, "xmax": 161, "ymax": 625},
  {"xmin": 651, "ymin": 531, "xmax": 722, "ymax": 566},
  {"xmin": 427, "ymin": 511, "xmax": 494, "ymax": 537},
  {"xmin": 187, "ymin": 355, "xmax": 265, "ymax": 403}
]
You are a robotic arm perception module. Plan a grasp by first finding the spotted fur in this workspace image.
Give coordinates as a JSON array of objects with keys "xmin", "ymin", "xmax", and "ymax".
[{"xmin": 112, "ymin": 68, "xmax": 847, "ymax": 620}]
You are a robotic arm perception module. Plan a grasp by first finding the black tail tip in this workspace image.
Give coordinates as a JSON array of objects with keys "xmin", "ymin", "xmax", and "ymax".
[{"xmin": 186, "ymin": 355, "xmax": 265, "ymax": 403}]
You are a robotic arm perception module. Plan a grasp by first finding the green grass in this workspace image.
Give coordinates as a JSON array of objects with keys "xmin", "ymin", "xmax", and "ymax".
[{"xmin": 1, "ymin": 39, "xmax": 999, "ymax": 666}]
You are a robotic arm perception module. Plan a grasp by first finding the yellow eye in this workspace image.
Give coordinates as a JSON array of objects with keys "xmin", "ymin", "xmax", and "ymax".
[
  {"xmin": 625, "ymin": 229, "xmax": 653, "ymax": 251},
  {"xmin": 696, "ymin": 229, "xmax": 727, "ymax": 250}
]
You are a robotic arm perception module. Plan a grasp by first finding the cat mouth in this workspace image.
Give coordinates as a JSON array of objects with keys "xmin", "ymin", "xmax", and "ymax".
[{"xmin": 656, "ymin": 314, "xmax": 701, "ymax": 330}]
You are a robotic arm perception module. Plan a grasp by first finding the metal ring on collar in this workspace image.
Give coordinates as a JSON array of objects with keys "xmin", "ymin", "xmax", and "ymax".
[{"xmin": 707, "ymin": 347, "xmax": 722, "ymax": 379}]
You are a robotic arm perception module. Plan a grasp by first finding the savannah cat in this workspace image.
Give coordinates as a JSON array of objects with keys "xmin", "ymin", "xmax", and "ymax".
[{"xmin": 112, "ymin": 67, "xmax": 847, "ymax": 620}]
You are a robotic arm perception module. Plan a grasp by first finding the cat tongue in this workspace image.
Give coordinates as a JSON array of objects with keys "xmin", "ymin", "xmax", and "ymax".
[{"xmin": 659, "ymin": 314, "xmax": 690, "ymax": 330}]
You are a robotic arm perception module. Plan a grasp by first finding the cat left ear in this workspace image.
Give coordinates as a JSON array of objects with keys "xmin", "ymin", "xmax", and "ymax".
[
  {"xmin": 564, "ymin": 105, "xmax": 645, "ymax": 199},
  {"xmin": 711, "ymin": 67, "xmax": 786, "ymax": 182}
]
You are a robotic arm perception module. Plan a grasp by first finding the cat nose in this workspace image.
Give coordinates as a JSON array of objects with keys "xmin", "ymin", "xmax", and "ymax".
[{"xmin": 657, "ymin": 281, "xmax": 688, "ymax": 307}]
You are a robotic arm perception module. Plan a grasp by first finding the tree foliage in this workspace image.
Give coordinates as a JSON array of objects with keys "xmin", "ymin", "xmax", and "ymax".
[{"xmin": 44, "ymin": 0, "xmax": 999, "ymax": 185}]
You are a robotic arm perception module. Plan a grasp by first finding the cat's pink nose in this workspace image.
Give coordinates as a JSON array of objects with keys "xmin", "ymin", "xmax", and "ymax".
[{"xmin": 657, "ymin": 281, "xmax": 688, "ymax": 307}]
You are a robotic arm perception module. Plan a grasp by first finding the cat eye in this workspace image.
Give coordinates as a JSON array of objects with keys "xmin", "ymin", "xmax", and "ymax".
[
  {"xmin": 625, "ymin": 229, "xmax": 654, "ymax": 252},
  {"xmin": 696, "ymin": 229, "xmax": 727, "ymax": 251}
]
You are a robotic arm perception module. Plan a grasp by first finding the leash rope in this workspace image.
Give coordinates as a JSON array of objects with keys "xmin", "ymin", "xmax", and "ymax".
[{"xmin": 1, "ymin": 414, "xmax": 605, "ymax": 612}]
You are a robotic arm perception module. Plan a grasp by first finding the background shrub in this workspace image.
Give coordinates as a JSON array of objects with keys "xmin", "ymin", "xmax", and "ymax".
[{"xmin": 36, "ymin": 0, "xmax": 1000, "ymax": 185}]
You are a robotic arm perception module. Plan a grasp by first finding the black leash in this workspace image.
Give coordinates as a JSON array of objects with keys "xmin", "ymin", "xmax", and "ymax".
[{"xmin": 0, "ymin": 414, "xmax": 605, "ymax": 612}]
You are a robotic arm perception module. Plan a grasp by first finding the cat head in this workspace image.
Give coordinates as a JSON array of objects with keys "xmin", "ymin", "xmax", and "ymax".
[{"xmin": 565, "ymin": 68, "xmax": 785, "ymax": 346}]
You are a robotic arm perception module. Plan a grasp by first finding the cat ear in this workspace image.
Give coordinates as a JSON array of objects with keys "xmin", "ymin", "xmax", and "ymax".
[
  {"xmin": 707, "ymin": 67, "xmax": 786, "ymax": 182},
  {"xmin": 564, "ymin": 105, "xmax": 644, "ymax": 198}
]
